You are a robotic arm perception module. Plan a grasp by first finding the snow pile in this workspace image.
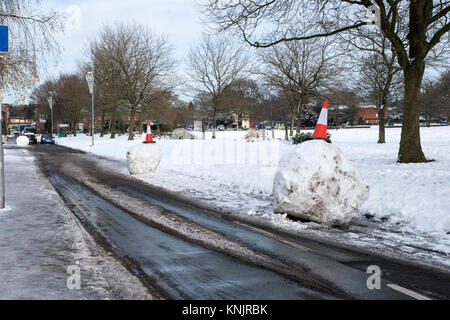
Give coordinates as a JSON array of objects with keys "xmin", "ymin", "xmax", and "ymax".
[
  {"xmin": 127, "ymin": 143, "xmax": 161, "ymax": 175},
  {"xmin": 16, "ymin": 136, "xmax": 29, "ymax": 147},
  {"xmin": 244, "ymin": 129, "xmax": 259, "ymax": 141},
  {"xmin": 171, "ymin": 128, "xmax": 195, "ymax": 140},
  {"xmin": 0, "ymin": 206, "xmax": 11, "ymax": 215},
  {"xmin": 273, "ymin": 140, "xmax": 369, "ymax": 226}
]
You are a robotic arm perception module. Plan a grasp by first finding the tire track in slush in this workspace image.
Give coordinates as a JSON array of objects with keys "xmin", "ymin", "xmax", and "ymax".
[{"xmin": 46, "ymin": 171, "xmax": 337, "ymax": 300}]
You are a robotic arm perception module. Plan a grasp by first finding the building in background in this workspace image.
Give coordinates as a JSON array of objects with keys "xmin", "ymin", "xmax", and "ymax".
[
  {"xmin": 356, "ymin": 104, "xmax": 389, "ymax": 125},
  {"xmin": 2, "ymin": 104, "xmax": 37, "ymax": 134}
]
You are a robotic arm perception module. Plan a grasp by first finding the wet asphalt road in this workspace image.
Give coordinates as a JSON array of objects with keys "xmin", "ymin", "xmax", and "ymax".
[{"xmin": 18, "ymin": 143, "xmax": 450, "ymax": 300}]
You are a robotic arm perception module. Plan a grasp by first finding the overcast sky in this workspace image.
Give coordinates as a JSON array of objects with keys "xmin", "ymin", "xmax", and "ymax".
[{"xmin": 7, "ymin": 0, "xmax": 206, "ymax": 103}]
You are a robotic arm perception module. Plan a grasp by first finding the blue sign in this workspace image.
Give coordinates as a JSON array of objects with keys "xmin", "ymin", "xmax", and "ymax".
[{"xmin": 0, "ymin": 26, "xmax": 8, "ymax": 52}]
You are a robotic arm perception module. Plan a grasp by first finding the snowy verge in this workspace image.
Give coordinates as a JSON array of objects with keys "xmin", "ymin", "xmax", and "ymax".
[{"xmin": 56, "ymin": 127, "xmax": 450, "ymax": 236}]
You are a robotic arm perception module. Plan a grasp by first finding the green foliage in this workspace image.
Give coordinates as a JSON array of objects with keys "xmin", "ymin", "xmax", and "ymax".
[
  {"xmin": 293, "ymin": 132, "xmax": 331, "ymax": 145},
  {"xmin": 293, "ymin": 132, "xmax": 312, "ymax": 144}
]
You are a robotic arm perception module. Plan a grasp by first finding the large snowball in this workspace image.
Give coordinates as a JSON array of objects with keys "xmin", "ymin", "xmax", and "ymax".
[
  {"xmin": 273, "ymin": 140, "xmax": 369, "ymax": 226},
  {"xmin": 127, "ymin": 143, "xmax": 161, "ymax": 175},
  {"xmin": 16, "ymin": 136, "xmax": 29, "ymax": 147},
  {"xmin": 171, "ymin": 128, "xmax": 195, "ymax": 140}
]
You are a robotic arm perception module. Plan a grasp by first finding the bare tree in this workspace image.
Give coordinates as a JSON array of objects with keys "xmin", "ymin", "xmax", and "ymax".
[
  {"xmin": 222, "ymin": 79, "xmax": 262, "ymax": 129},
  {"xmin": 421, "ymin": 68, "xmax": 450, "ymax": 125},
  {"xmin": 0, "ymin": 0, "xmax": 63, "ymax": 98},
  {"xmin": 201, "ymin": 0, "xmax": 450, "ymax": 163},
  {"xmin": 88, "ymin": 23, "xmax": 175, "ymax": 140},
  {"xmin": 192, "ymin": 92, "xmax": 214, "ymax": 140},
  {"xmin": 30, "ymin": 79, "xmax": 57, "ymax": 133},
  {"xmin": 421, "ymin": 80, "xmax": 440, "ymax": 126},
  {"xmin": 55, "ymin": 74, "xmax": 90, "ymax": 136},
  {"xmin": 357, "ymin": 49, "xmax": 402, "ymax": 143},
  {"xmin": 259, "ymin": 35, "xmax": 337, "ymax": 136},
  {"xmin": 85, "ymin": 44, "xmax": 125, "ymax": 139},
  {"xmin": 186, "ymin": 34, "xmax": 252, "ymax": 139},
  {"xmin": 327, "ymin": 86, "xmax": 363, "ymax": 126},
  {"xmin": 436, "ymin": 69, "xmax": 450, "ymax": 122}
]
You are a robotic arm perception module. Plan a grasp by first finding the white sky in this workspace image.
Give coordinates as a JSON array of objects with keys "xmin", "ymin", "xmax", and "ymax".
[
  {"xmin": 4, "ymin": 1, "xmax": 445, "ymax": 104},
  {"xmin": 5, "ymin": 0, "xmax": 206, "ymax": 103}
]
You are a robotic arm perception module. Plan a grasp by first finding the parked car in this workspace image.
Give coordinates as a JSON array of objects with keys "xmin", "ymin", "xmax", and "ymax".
[
  {"xmin": 26, "ymin": 133, "xmax": 38, "ymax": 145},
  {"xmin": 41, "ymin": 134, "xmax": 55, "ymax": 145}
]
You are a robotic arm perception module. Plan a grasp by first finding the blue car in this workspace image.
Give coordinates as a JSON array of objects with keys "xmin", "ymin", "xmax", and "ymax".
[{"xmin": 41, "ymin": 134, "xmax": 55, "ymax": 145}]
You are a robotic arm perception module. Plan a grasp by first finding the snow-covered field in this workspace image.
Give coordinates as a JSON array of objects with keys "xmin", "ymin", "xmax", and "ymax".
[{"xmin": 56, "ymin": 127, "xmax": 450, "ymax": 236}]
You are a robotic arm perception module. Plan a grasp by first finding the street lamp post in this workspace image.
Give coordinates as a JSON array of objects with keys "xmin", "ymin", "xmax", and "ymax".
[
  {"xmin": 0, "ymin": 25, "xmax": 9, "ymax": 209},
  {"xmin": 48, "ymin": 92, "xmax": 53, "ymax": 136},
  {"xmin": 85, "ymin": 62, "xmax": 95, "ymax": 147},
  {"xmin": 0, "ymin": 78, "xmax": 5, "ymax": 209}
]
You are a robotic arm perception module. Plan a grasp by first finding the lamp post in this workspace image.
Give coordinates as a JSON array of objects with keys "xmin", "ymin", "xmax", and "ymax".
[
  {"xmin": 85, "ymin": 62, "xmax": 95, "ymax": 147},
  {"xmin": 0, "ymin": 25, "xmax": 9, "ymax": 209},
  {"xmin": 48, "ymin": 91, "xmax": 53, "ymax": 136},
  {"xmin": 0, "ymin": 77, "xmax": 4, "ymax": 209}
]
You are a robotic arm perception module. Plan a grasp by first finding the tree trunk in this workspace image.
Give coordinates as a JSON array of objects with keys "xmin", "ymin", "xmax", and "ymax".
[
  {"xmin": 398, "ymin": 64, "xmax": 428, "ymax": 163},
  {"xmin": 296, "ymin": 99, "xmax": 303, "ymax": 134},
  {"xmin": 100, "ymin": 110, "xmax": 105, "ymax": 138},
  {"xmin": 238, "ymin": 114, "xmax": 243, "ymax": 129},
  {"xmin": 212, "ymin": 107, "xmax": 217, "ymax": 139},
  {"xmin": 290, "ymin": 105, "xmax": 295, "ymax": 137},
  {"xmin": 110, "ymin": 109, "xmax": 117, "ymax": 139},
  {"xmin": 271, "ymin": 112, "xmax": 275, "ymax": 139},
  {"xmin": 202, "ymin": 121, "xmax": 206, "ymax": 140},
  {"xmin": 72, "ymin": 115, "xmax": 77, "ymax": 137},
  {"xmin": 128, "ymin": 105, "xmax": 137, "ymax": 141},
  {"xmin": 138, "ymin": 113, "xmax": 143, "ymax": 135},
  {"xmin": 284, "ymin": 121, "xmax": 289, "ymax": 141},
  {"xmin": 378, "ymin": 104, "xmax": 386, "ymax": 144}
]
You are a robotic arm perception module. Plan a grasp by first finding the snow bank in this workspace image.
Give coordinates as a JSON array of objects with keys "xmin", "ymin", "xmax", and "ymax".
[
  {"xmin": 171, "ymin": 128, "xmax": 195, "ymax": 140},
  {"xmin": 127, "ymin": 143, "xmax": 161, "ymax": 175},
  {"xmin": 273, "ymin": 140, "xmax": 369, "ymax": 226},
  {"xmin": 244, "ymin": 129, "xmax": 259, "ymax": 141},
  {"xmin": 16, "ymin": 136, "xmax": 29, "ymax": 147}
]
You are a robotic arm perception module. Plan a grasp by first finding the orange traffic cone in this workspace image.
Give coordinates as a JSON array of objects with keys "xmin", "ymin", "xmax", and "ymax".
[
  {"xmin": 143, "ymin": 121, "xmax": 156, "ymax": 144},
  {"xmin": 311, "ymin": 100, "xmax": 331, "ymax": 143}
]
